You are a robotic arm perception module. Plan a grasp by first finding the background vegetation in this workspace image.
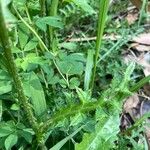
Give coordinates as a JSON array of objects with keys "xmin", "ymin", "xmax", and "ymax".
[{"xmin": 0, "ymin": 0, "xmax": 150, "ymax": 149}]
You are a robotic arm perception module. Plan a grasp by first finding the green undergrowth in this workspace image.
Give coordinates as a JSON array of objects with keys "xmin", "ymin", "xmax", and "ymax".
[{"xmin": 0, "ymin": 0, "xmax": 150, "ymax": 149}]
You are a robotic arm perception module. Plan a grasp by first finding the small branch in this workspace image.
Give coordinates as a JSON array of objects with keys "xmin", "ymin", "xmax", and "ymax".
[{"xmin": 40, "ymin": 101, "xmax": 99, "ymax": 133}]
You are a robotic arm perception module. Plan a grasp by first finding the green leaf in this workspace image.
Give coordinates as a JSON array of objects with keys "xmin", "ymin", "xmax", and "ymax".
[
  {"xmin": 72, "ymin": 0, "xmax": 95, "ymax": 14},
  {"xmin": 1, "ymin": 0, "xmax": 16, "ymax": 23},
  {"xmin": 24, "ymin": 38, "xmax": 38, "ymax": 51},
  {"xmin": 23, "ymin": 72, "xmax": 47, "ymax": 117},
  {"xmin": 59, "ymin": 42, "xmax": 77, "ymax": 51},
  {"xmin": 0, "ymin": 126, "xmax": 13, "ymax": 137},
  {"xmin": 84, "ymin": 50, "xmax": 94, "ymax": 90},
  {"xmin": 56, "ymin": 53, "xmax": 85, "ymax": 75},
  {"xmin": 117, "ymin": 62, "xmax": 135, "ymax": 94},
  {"xmin": 75, "ymin": 115, "xmax": 120, "ymax": 150},
  {"xmin": 0, "ymin": 81, "xmax": 12, "ymax": 95},
  {"xmin": 10, "ymin": 104, "xmax": 20, "ymax": 111},
  {"xmin": 76, "ymin": 88, "xmax": 91, "ymax": 103},
  {"xmin": 70, "ymin": 113, "xmax": 85, "ymax": 126},
  {"xmin": 0, "ymin": 69, "xmax": 11, "ymax": 80},
  {"xmin": 18, "ymin": 24, "xmax": 29, "ymax": 50},
  {"xmin": 21, "ymin": 53, "xmax": 45, "ymax": 71},
  {"xmin": 36, "ymin": 16, "xmax": 64, "ymax": 32},
  {"xmin": 47, "ymin": 75, "xmax": 60, "ymax": 85},
  {"xmin": 5, "ymin": 134, "xmax": 18, "ymax": 150},
  {"xmin": 20, "ymin": 130, "xmax": 33, "ymax": 143},
  {"xmin": 69, "ymin": 77, "xmax": 80, "ymax": 89}
]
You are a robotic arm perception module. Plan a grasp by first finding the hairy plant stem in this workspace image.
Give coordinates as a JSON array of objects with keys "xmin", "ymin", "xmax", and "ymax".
[
  {"xmin": 90, "ymin": 0, "xmax": 109, "ymax": 92},
  {"xmin": 0, "ymin": 2, "xmax": 45, "ymax": 149},
  {"xmin": 49, "ymin": 0, "xmax": 59, "ymax": 52},
  {"xmin": 40, "ymin": 75, "xmax": 150, "ymax": 136}
]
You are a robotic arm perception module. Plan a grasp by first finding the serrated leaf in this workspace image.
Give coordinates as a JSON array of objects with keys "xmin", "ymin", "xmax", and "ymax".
[
  {"xmin": 70, "ymin": 113, "xmax": 84, "ymax": 126},
  {"xmin": 36, "ymin": 16, "xmax": 64, "ymax": 32},
  {"xmin": 5, "ymin": 134, "xmax": 18, "ymax": 150},
  {"xmin": 118, "ymin": 62, "xmax": 135, "ymax": 94},
  {"xmin": 69, "ymin": 77, "xmax": 80, "ymax": 89},
  {"xmin": 24, "ymin": 38, "xmax": 38, "ymax": 51},
  {"xmin": 76, "ymin": 88, "xmax": 91, "ymax": 103},
  {"xmin": 75, "ymin": 115, "xmax": 120, "ymax": 150}
]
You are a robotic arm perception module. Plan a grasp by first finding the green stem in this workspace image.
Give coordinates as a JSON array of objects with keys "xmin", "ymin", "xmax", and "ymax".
[
  {"xmin": 49, "ymin": 0, "xmax": 59, "ymax": 52},
  {"xmin": 39, "ymin": 0, "xmax": 49, "ymax": 47},
  {"xmin": 40, "ymin": 101, "xmax": 99, "ymax": 133},
  {"xmin": 90, "ymin": 0, "xmax": 109, "ymax": 91},
  {"xmin": 0, "ymin": 0, "xmax": 38, "ymax": 134},
  {"xmin": 40, "ymin": 0, "xmax": 46, "ymax": 17},
  {"xmin": 138, "ymin": 0, "xmax": 147, "ymax": 27},
  {"xmin": 0, "ymin": 2, "xmax": 46, "ymax": 148}
]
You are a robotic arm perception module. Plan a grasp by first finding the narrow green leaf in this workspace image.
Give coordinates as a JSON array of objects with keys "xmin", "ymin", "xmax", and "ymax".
[
  {"xmin": 18, "ymin": 24, "xmax": 29, "ymax": 50},
  {"xmin": 50, "ymin": 126, "xmax": 83, "ymax": 150},
  {"xmin": 29, "ymin": 72, "xmax": 47, "ymax": 117},
  {"xmin": 23, "ymin": 72, "xmax": 47, "ymax": 117},
  {"xmin": 5, "ymin": 134, "xmax": 18, "ymax": 150},
  {"xmin": 84, "ymin": 50, "xmax": 94, "ymax": 90}
]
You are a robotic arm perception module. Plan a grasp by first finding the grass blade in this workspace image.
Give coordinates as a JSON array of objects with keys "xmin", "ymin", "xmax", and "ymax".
[{"xmin": 50, "ymin": 126, "xmax": 84, "ymax": 150}]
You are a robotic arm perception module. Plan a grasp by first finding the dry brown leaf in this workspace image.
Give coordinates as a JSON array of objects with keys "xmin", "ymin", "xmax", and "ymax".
[
  {"xmin": 126, "ymin": 13, "xmax": 138, "ymax": 25},
  {"xmin": 123, "ymin": 94, "xmax": 140, "ymax": 120},
  {"xmin": 137, "ymin": 53, "xmax": 150, "ymax": 76},
  {"xmin": 143, "ymin": 84, "xmax": 150, "ymax": 96},
  {"xmin": 130, "ymin": 43, "xmax": 150, "ymax": 51},
  {"xmin": 133, "ymin": 33, "xmax": 150, "ymax": 45}
]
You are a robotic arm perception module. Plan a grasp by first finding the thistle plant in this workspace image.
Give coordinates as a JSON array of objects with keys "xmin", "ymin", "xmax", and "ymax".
[{"xmin": 0, "ymin": 0, "xmax": 150, "ymax": 149}]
